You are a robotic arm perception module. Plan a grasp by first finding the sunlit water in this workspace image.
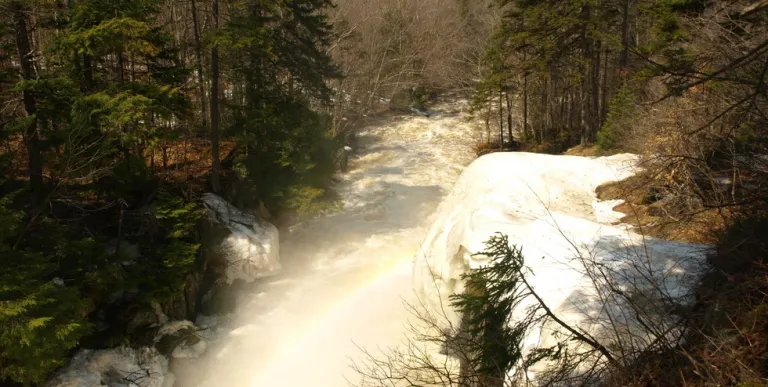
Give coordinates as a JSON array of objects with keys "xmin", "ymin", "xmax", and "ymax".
[{"xmin": 175, "ymin": 96, "xmax": 481, "ymax": 387}]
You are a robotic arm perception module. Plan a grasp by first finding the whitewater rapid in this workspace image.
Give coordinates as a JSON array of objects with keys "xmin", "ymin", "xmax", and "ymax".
[{"xmin": 176, "ymin": 97, "xmax": 482, "ymax": 386}]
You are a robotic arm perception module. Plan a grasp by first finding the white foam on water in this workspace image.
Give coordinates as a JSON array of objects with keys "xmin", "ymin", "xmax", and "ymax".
[{"xmin": 176, "ymin": 97, "xmax": 483, "ymax": 387}]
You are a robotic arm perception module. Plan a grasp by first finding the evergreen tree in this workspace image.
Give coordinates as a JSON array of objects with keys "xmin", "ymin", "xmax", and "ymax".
[{"xmin": 220, "ymin": 0, "xmax": 342, "ymax": 215}]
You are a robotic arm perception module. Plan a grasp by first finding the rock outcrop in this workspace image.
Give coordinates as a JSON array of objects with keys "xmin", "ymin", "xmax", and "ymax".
[
  {"xmin": 201, "ymin": 193, "xmax": 281, "ymax": 284},
  {"xmin": 47, "ymin": 347, "xmax": 173, "ymax": 387},
  {"xmin": 48, "ymin": 319, "xmax": 210, "ymax": 387}
]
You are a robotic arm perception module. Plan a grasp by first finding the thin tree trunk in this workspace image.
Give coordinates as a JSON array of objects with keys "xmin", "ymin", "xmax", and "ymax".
[
  {"xmin": 210, "ymin": 0, "xmax": 221, "ymax": 193},
  {"xmin": 620, "ymin": 0, "xmax": 631, "ymax": 72},
  {"xmin": 522, "ymin": 51, "xmax": 529, "ymax": 141},
  {"xmin": 569, "ymin": 87, "xmax": 575, "ymax": 140},
  {"xmin": 115, "ymin": 200, "xmax": 125, "ymax": 256},
  {"xmin": 601, "ymin": 48, "xmax": 610, "ymax": 126},
  {"xmin": 485, "ymin": 98, "xmax": 492, "ymax": 145},
  {"xmin": 117, "ymin": 52, "xmax": 125, "ymax": 83},
  {"xmin": 592, "ymin": 40, "xmax": 602, "ymax": 142},
  {"xmin": 580, "ymin": 4, "xmax": 591, "ymax": 146},
  {"xmin": 581, "ymin": 88, "xmax": 588, "ymax": 147},
  {"xmin": 191, "ymin": 0, "xmax": 208, "ymax": 132},
  {"xmin": 560, "ymin": 87, "xmax": 567, "ymax": 139},
  {"xmin": 542, "ymin": 71, "xmax": 549, "ymax": 142},
  {"xmin": 505, "ymin": 90, "xmax": 513, "ymax": 143},
  {"xmin": 498, "ymin": 88, "xmax": 504, "ymax": 148},
  {"xmin": 83, "ymin": 54, "xmax": 94, "ymax": 91},
  {"xmin": 13, "ymin": 1, "xmax": 44, "ymax": 196}
]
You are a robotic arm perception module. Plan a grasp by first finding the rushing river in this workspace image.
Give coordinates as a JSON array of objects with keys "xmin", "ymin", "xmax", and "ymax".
[{"xmin": 176, "ymin": 96, "xmax": 481, "ymax": 387}]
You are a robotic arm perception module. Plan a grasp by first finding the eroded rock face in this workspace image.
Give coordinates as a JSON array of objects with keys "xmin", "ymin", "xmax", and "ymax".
[
  {"xmin": 47, "ymin": 347, "xmax": 172, "ymax": 387},
  {"xmin": 201, "ymin": 193, "xmax": 281, "ymax": 284}
]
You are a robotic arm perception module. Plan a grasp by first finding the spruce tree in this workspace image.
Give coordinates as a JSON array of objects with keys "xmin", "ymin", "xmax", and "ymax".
[{"xmin": 221, "ymin": 0, "xmax": 342, "ymax": 215}]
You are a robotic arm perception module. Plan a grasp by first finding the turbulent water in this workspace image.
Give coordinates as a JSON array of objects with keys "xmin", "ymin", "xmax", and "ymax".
[{"xmin": 176, "ymin": 96, "xmax": 481, "ymax": 387}]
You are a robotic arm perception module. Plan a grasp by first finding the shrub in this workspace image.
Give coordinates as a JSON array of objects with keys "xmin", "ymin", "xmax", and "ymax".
[
  {"xmin": 0, "ymin": 195, "xmax": 93, "ymax": 385},
  {"xmin": 597, "ymin": 85, "xmax": 637, "ymax": 151}
]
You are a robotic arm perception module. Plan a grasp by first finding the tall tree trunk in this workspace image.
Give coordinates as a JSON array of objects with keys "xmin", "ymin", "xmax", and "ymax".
[
  {"xmin": 210, "ymin": 0, "xmax": 221, "ymax": 193},
  {"xmin": 191, "ymin": 0, "xmax": 208, "ymax": 132},
  {"xmin": 592, "ymin": 40, "xmax": 602, "ymax": 142},
  {"xmin": 498, "ymin": 88, "xmax": 504, "ymax": 148},
  {"xmin": 580, "ymin": 3, "xmax": 592, "ymax": 146},
  {"xmin": 522, "ymin": 50, "xmax": 529, "ymax": 141},
  {"xmin": 580, "ymin": 77, "xmax": 588, "ymax": 147},
  {"xmin": 560, "ymin": 86, "xmax": 567, "ymax": 139},
  {"xmin": 13, "ymin": 1, "xmax": 44, "ymax": 196},
  {"xmin": 620, "ymin": 0, "xmax": 631, "ymax": 72},
  {"xmin": 569, "ymin": 87, "xmax": 575, "ymax": 139},
  {"xmin": 601, "ymin": 48, "xmax": 610, "ymax": 126},
  {"xmin": 83, "ymin": 53, "xmax": 94, "ymax": 91},
  {"xmin": 117, "ymin": 52, "xmax": 125, "ymax": 83},
  {"xmin": 485, "ymin": 99, "xmax": 492, "ymax": 145},
  {"xmin": 542, "ymin": 71, "xmax": 549, "ymax": 142},
  {"xmin": 505, "ymin": 90, "xmax": 513, "ymax": 143}
]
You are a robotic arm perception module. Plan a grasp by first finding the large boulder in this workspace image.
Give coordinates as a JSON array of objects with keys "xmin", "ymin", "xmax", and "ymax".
[
  {"xmin": 201, "ymin": 193, "xmax": 280, "ymax": 284},
  {"xmin": 48, "ymin": 320, "xmax": 208, "ymax": 387},
  {"xmin": 47, "ymin": 347, "xmax": 172, "ymax": 387}
]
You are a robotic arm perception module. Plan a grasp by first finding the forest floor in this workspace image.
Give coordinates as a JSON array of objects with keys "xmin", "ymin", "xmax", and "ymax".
[{"xmin": 596, "ymin": 174, "xmax": 728, "ymax": 245}]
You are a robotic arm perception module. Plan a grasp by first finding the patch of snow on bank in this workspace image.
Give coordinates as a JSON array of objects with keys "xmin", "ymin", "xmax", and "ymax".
[
  {"xmin": 414, "ymin": 152, "xmax": 709, "ymax": 379},
  {"xmin": 47, "ymin": 347, "xmax": 172, "ymax": 387},
  {"xmin": 201, "ymin": 193, "xmax": 280, "ymax": 283}
]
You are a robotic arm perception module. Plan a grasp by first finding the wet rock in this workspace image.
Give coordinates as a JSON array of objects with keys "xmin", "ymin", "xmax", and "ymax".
[
  {"xmin": 154, "ymin": 321, "xmax": 207, "ymax": 359},
  {"xmin": 47, "ymin": 347, "xmax": 172, "ymax": 387},
  {"xmin": 201, "ymin": 193, "xmax": 281, "ymax": 284}
]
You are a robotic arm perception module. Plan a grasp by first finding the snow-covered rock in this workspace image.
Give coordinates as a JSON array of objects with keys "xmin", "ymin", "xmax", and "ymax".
[
  {"xmin": 202, "ymin": 193, "xmax": 280, "ymax": 283},
  {"xmin": 414, "ymin": 152, "xmax": 709, "ymax": 379},
  {"xmin": 47, "ymin": 347, "xmax": 172, "ymax": 387}
]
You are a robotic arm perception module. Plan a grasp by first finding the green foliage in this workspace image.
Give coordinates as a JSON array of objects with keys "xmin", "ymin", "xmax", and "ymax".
[
  {"xmin": 230, "ymin": 93, "xmax": 341, "ymax": 216},
  {"xmin": 219, "ymin": 0, "xmax": 340, "ymax": 217},
  {"xmin": 154, "ymin": 192, "xmax": 202, "ymax": 239},
  {"xmin": 131, "ymin": 190, "xmax": 203, "ymax": 301},
  {"xmin": 0, "ymin": 194, "xmax": 93, "ymax": 386},
  {"xmin": 107, "ymin": 154, "xmax": 152, "ymax": 197},
  {"xmin": 450, "ymin": 234, "xmax": 563, "ymax": 381},
  {"xmin": 61, "ymin": 17, "xmax": 158, "ymax": 57},
  {"xmin": 0, "ymin": 0, "xmax": 340, "ymax": 382},
  {"xmin": 639, "ymin": 0, "xmax": 698, "ymax": 56},
  {"xmin": 597, "ymin": 85, "xmax": 637, "ymax": 151},
  {"xmin": 74, "ymin": 92, "xmax": 153, "ymax": 138},
  {"xmin": 283, "ymin": 185, "xmax": 340, "ymax": 218}
]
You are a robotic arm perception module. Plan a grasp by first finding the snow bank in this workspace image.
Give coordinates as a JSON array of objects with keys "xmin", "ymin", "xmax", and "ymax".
[
  {"xmin": 202, "ymin": 193, "xmax": 280, "ymax": 283},
  {"xmin": 47, "ymin": 347, "xmax": 172, "ymax": 387},
  {"xmin": 414, "ymin": 152, "xmax": 709, "ymax": 378}
]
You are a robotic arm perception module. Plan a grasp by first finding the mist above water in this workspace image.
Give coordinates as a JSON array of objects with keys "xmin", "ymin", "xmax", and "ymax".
[{"xmin": 175, "ymin": 97, "xmax": 481, "ymax": 387}]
